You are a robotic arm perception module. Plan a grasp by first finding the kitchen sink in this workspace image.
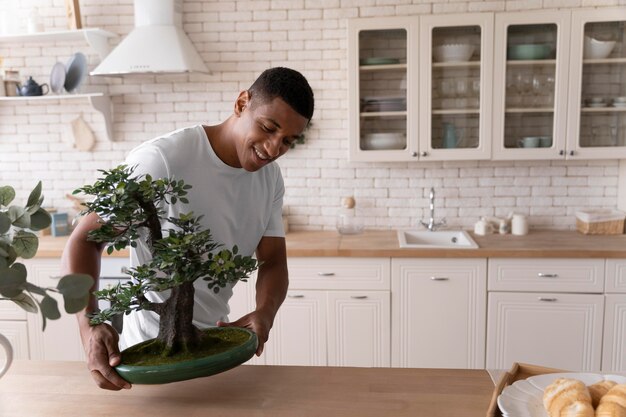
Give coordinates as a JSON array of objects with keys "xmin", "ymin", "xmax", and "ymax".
[{"xmin": 397, "ymin": 229, "xmax": 479, "ymax": 249}]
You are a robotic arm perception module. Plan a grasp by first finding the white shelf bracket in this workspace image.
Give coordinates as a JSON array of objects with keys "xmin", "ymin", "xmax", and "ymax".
[{"xmin": 88, "ymin": 95, "xmax": 114, "ymax": 141}]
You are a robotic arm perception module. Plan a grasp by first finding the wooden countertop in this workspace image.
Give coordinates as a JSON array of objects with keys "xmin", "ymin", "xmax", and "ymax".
[
  {"xmin": 0, "ymin": 361, "xmax": 494, "ymax": 417},
  {"xmin": 36, "ymin": 229, "xmax": 626, "ymax": 259}
]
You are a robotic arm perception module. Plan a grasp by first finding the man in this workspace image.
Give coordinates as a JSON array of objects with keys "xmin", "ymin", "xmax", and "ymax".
[{"xmin": 61, "ymin": 67, "xmax": 314, "ymax": 390}]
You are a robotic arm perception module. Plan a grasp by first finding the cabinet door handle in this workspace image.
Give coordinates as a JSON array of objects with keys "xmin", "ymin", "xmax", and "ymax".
[
  {"xmin": 430, "ymin": 277, "xmax": 449, "ymax": 281},
  {"xmin": 537, "ymin": 273, "xmax": 558, "ymax": 278},
  {"xmin": 350, "ymin": 295, "xmax": 368, "ymax": 299},
  {"xmin": 288, "ymin": 294, "xmax": 305, "ymax": 298},
  {"xmin": 317, "ymin": 272, "xmax": 335, "ymax": 276},
  {"xmin": 121, "ymin": 266, "xmax": 130, "ymax": 274},
  {"xmin": 538, "ymin": 297, "xmax": 557, "ymax": 302}
]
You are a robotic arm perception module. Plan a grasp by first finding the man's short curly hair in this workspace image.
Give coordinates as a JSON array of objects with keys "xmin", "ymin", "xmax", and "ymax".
[{"xmin": 248, "ymin": 67, "xmax": 314, "ymax": 120}]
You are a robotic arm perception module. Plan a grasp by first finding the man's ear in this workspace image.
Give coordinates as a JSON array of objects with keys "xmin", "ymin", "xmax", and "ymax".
[{"xmin": 234, "ymin": 90, "xmax": 251, "ymax": 116}]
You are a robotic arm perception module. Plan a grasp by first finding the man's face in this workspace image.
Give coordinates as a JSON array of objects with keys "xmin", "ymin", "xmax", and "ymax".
[{"xmin": 234, "ymin": 94, "xmax": 309, "ymax": 172}]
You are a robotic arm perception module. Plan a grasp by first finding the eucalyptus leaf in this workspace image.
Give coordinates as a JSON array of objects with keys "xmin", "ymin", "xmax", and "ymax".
[
  {"xmin": 8, "ymin": 206, "xmax": 30, "ymax": 228},
  {"xmin": 11, "ymin": 230, "xmax": 39, "ymax": 259},
  {"xmin": 0, "ymin": 212, "xmax": 10, "ymax": 234},
  {"xmin": 0, "ymin": 257, "xmax": 6, "ymax": 269},
  {"xmin": 0, "ymin": 186, "xmax": 15, "ymax": 206},
  {"xmin": 41, "ymin": 295, "xmax": 61, "ymax": 320},
  {"xmin": 0, "ymin": 264, "xmax": 27, "ymax": 298},
  {"xmin": 11, "ymin": 292, "xmax": 38, "ymax": 314},
  {"xmin": 63, "ymin": 294, "xmax": 90, "ymax": 314},
  {"xmin": 57, "ymin": 274, "xmax": 94, "ymax": 298},
  {"xmin": 26, "ymin": 181, "xmax": 42, "ymax": 208},
  {"xmin": 29, "ymin": 208, "xmax": 52, "ymax": 231}
]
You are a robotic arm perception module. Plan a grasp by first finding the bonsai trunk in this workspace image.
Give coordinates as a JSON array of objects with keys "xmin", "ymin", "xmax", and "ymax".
[{"xmin": 155, "ymin": 280, "xmax": 202, "ymax": 356}]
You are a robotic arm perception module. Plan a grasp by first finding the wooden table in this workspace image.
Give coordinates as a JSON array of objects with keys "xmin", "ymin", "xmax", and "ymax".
[{"xmin": 0, "ymin": 361, "xmax": 494, "ymax": 417}]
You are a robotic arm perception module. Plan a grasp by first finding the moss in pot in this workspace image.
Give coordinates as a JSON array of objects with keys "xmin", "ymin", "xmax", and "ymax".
[{"xmin": 75, "ymin": 165, "xmax": 259, "ymax": 384}]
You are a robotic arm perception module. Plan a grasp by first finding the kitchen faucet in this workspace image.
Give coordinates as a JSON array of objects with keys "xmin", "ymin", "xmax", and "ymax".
[{"xmin": 419, "ymin": 187, "xmax": 446, "ymax": 231}]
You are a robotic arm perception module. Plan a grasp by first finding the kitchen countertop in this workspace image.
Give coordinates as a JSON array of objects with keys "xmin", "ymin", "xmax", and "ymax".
[
  {"xmin": 37, "ymin": 229, "xmax": 626, "ymax": 259},
  {"xmin": 0, "ymin": 360, "xmax": 494, "ymax": 417}
]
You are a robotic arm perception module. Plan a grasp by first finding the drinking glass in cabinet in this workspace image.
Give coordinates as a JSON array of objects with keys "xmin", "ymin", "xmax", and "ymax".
[{"xmin": 577, "ymin": 20, "xmax": 625, "ymax": 149}]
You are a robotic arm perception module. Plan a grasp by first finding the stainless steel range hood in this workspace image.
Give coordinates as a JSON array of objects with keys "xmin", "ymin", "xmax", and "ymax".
[{"xmin": 91, "ymin": 0, "xmax": 209, "ymax": 76}]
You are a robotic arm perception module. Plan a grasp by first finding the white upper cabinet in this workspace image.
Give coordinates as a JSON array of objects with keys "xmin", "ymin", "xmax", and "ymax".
[
  {"xmin": 419, "ymin": 13, "xmax": 494, "ymax": 161},
  {"xmin": 348, "ymin": 17, "xmax": 417, "ymax": 162},
  {"xmin": 566, "ymin": 8, "xmax": 626, "ymax": 160},
  {"xmin": 492, "ymin": 10, "xmax": 571, "ymax": 160}
]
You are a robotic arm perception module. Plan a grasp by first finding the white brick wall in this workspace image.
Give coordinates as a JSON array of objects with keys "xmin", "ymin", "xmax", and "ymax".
[{"xmin": 0, "ymin": 0, "xmax": 622, "ymax": 231}]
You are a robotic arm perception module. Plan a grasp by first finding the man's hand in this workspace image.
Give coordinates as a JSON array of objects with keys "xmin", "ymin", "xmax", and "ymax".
[
  {"xmin": 217, "ymin": 308, "xmax": 274, "ymax": 356},
  {"xmin": 82, "ymin": 323, "xmax": 131, "ymax": 390}
]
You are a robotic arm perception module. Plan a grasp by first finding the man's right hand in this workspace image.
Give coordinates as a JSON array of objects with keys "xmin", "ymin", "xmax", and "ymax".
[{"xmin": 83, "ymin": 323, "xmax": 131, "ymax": 390}]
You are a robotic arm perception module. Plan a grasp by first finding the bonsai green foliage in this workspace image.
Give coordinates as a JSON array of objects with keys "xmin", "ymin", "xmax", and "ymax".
[
  {"xmin": 0, "ymin": 182, "xmax": 93, "ymax": 330},
  {"xmin": 75, "ymin": 165, "xmax": 259, "ymax": 357}
]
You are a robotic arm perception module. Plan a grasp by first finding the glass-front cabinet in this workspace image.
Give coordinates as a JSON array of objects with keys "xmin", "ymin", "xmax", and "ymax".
[
  {"xmin": 567, "ymin": 8, "xmax": 626, "ymax": 159},
  {"xmin": 348, "ymin": 8, "xmax": 626, "ymax": 162},
  {"xmin": 419, "ymin": 14, "xmax": 493, "ymax": 161},
  {"xmin": 492, "ymin": 11, "xmax": 571, "ymax": 160},
  {"xmin": 348, "ymin": 17, "xmax": 416, "ymax": 162}
]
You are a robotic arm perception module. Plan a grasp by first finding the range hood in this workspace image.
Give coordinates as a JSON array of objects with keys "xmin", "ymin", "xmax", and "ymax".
[{"xmin": 91, "ymin": 0, "xmax": 209, "ymax": 76}]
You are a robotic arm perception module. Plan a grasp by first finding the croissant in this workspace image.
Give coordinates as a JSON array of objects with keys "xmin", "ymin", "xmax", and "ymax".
[
  {"xmin": 589, "ymin": 381, "xmax": 618, "ymax": 408},
  {"xmin": 543, "ymin": 378, "xmax": 594, "ymax": 417},
  {"xmin": 596, "ymin": 384, "xmax": 626, "ymax": 417}
]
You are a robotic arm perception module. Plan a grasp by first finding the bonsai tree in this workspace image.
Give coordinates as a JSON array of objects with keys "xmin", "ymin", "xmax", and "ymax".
[
  {"xmin": 75, "ymin": 165, "xmax": 259, "ymax": 357},
  {"xmin": 0, "ymin": 182, "xmax": 93, "ymax": 330}
]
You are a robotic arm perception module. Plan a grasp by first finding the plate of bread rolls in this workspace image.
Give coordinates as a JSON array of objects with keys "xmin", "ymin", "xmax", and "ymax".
[{"xmin": 498, "ymin": 372, "xmax": 626, "ymax": 417}]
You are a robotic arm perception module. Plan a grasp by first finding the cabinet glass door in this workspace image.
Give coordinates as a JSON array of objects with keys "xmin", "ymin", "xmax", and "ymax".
[
  {"xmin": 348, "ymin": 18, "xmax": 416, "ymax": 162},
  {"xmin": 493, "ymin": 12, "xmax": 570, "ymax": 160},
  {"xmin": 568, "ymin": 9, "xmax": 626, "ymax": 159},
  {"xmin": 419, "ymin": 14, "xmax": 493, "ymax": 161}
]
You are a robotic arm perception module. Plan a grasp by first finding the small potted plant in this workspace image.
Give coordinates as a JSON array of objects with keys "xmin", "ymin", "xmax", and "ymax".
[
  {"xmin": 74, "ymin": 165, "xmax": 259, "ymax": 384},
  {"xmin": 0, "ymin": 182, "xmax": 93, "ymax": 377}
]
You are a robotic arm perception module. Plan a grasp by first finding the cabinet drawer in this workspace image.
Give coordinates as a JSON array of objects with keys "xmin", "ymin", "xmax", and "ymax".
[
  {"xmin": 488, "ymin": 258, "xmax": 604, "ymax": 293},
  {"xmin": 606, "ymin": 259, "xmax": 626, "ymax": 293},
  {"xmin": 100, "ymin": 256, "xmax": 130, "ymax": 277},
  {"xmin": 0, "ymin": 299, "xmax": 27, "ymax": 320},
  {"xmin": 287, "ymin": 258, "xmax": 390, "ymax": 290}
]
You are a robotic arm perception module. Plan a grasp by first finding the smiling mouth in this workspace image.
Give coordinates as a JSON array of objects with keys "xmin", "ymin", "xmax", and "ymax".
[{"xmin": 253, "ymin": 146, "xmax": 271, "ymax": 161}]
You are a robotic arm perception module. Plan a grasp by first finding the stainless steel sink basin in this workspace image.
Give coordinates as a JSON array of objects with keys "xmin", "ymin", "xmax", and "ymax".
[{"xmin": 397, "ymin": 230, "xmax": 479, "ymax": 249}]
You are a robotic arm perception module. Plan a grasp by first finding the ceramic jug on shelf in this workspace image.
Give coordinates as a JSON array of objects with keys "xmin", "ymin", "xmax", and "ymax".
[
  {"xmin": 442, "ymin": 122, "xmax": 461, "ymax": 149},
  {"xmin": 0, "ymin": 333, "xmax": 13, "ymax": 379}
]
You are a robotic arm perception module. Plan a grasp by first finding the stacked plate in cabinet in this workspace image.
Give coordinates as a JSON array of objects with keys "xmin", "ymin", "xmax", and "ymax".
[{"xmin": 360, "ymin": 96, "xmax": 406, "ymax": 112}]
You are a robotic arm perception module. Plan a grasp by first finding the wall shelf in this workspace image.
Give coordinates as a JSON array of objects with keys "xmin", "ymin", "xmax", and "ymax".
[
  {"xmin": 0, "ymin": 28, "xmax": 116, "ymax": 59},
  {"xmin": 0, "ymin": 93, "xmax": 113, "ymax": 141}
]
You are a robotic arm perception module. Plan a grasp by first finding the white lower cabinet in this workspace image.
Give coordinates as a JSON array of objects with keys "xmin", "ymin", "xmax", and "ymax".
[
  {"xmin": 486, "ymin": 258, "xmax": 606, "ymax": 372},
  {"xmin": 22, "ymin": 258, "xmax": 85, "ymax": 361},
  {"xmin": 602, "ymin": 259, "xmax": 626, "ymax": 373},
  {"xmin": 0, "ymin": 321, "xmax": 29, "ymax": 359},
  {"xmin": 261, "ymin": 257, "xmax": 391, "ymax": 367},
  {"xmin": 391, "ymin": 259, "xmax": 487, "ymax": 369}
]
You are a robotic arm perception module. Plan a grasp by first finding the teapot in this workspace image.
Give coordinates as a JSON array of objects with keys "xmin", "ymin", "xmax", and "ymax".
[{"xmin": 17, "ymin": 76, "xmax": 49, "ymax": 96}]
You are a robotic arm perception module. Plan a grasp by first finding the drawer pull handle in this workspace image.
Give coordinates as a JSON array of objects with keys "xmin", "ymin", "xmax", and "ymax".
[
  {"xmin": 317, "ymin": 272, "xmax": 335, "ymax": 276},
  {"xmin": 350, "ymin": 296, "xmax": 368, "ymax": 299},
  {"xmin": 538, "ymin": 297, "xmax": 557, "ymax": 302},
  {"xmin": 430, "ymin": 277, "xmax": 449, "ymax": 281},
  {"xmin": 538, "ymin": 273, "xmax": 558, "ymax": 278},
  {"xmin": 121, "ymin": 267, "xmax": 130, "ymax": 274},
  {"xmin": 288, "ymin": 294, "xmax": 305, "ymax": 299}
]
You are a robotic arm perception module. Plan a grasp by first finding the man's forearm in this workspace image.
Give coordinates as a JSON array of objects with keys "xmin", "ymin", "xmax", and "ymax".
[{"xmin": 254, "ymin": 262, "xmax": 289, "ymax": 322}]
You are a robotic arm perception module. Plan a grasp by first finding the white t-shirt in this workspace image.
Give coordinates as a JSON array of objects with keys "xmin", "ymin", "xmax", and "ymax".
[{"xmin": 118, "ymin": 125, "xmax": 285, "ymax": 349}]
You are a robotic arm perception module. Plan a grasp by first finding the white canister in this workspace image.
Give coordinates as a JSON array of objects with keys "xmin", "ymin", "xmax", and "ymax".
[
  {"xmin": 474, "ymin": 219, "xmax": 490, "ymax": 236},
  {"xmin": 511, "ymin": 214, "xmax": 529, "ymax": 236}
]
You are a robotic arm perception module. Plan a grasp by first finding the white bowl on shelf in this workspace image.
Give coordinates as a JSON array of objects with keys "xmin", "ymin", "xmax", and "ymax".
[
  {"xmin": 361, "ymin": 132, "xmax": 406, "ymax": 150},
  {"xmin": 584, "ymin": 36, "xmax": 616, "ymax": 59},
  {"xmin": 432, "ymin": 44, "xmax": 475, "ymax": 63}
]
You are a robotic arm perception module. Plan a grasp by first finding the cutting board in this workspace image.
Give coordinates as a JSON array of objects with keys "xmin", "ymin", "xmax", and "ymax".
[{"xmin": 69, "ymin": 115, "xmax": 95, "ymax": 151}]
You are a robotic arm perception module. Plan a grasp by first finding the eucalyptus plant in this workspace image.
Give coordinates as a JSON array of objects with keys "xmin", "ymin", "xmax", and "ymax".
[
  {"xmin": 0, "ymin": 182, "xmax": 93, "ymax": 330},
  {"xmin": 75, "ymin": 165, "xmax": 258, "ymax": 356}
]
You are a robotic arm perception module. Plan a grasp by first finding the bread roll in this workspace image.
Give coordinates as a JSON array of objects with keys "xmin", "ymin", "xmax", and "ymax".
[
  {"xmin": 596, "ymin": 384, "xmax": 626, "ymax": 417},
  {"xmin": 543, "ymin": 378, "xmax": 594, "ymax": 417},
  {"xmin": 589, "ymin": 381, "xmax": 618, "ymax": 408}
]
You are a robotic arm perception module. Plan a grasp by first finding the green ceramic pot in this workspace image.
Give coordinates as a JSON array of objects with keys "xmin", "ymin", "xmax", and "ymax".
[{"xmin": 115, "ymin": 327, "xmax": 258, "ymax": 385}]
